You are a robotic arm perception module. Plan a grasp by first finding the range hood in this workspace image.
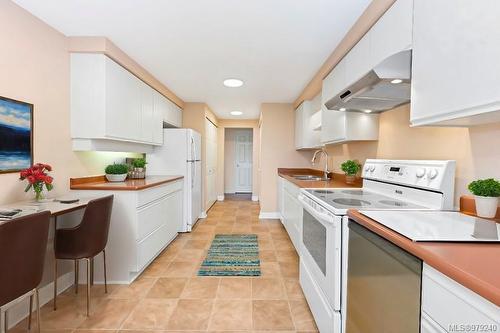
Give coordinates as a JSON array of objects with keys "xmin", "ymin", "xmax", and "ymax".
[{"xmin": 325, "ymin": 50, "xmax": 412, "ymax": 112}]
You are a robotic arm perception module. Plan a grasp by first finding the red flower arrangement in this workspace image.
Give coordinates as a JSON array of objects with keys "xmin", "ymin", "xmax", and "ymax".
[{"xmin": 19, "ymin": 163, "xmax": 54, "ymax": 201}]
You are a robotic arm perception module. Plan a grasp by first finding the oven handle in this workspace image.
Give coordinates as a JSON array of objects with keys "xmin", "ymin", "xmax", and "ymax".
[{"xmin": 298, "ymin": 194, "xmax": 335, "ymax": 224}]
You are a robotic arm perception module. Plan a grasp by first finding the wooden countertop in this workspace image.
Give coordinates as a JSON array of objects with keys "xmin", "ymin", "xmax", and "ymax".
[
  {"xmin": 278, "ymin": 168, "xmax": 363, "ymax": 189},
  {"xmin": 70, "ymin": 175, "xmax": 183, "ymax": 191},
  {"xmin": 347, "ymin": 209, "xmax": 500, "ymax": 307}
]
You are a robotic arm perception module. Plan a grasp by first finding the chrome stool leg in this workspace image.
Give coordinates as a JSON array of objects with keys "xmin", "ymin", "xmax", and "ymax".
[
  {"xmin": 35, "ymin": 289, "xmax": 40, "ymax": 333},
  {"xmin": 74, "ymin": 260, "xmax": 79, "ymax": 294},
  {"xmin": 28, "ymin": 293, "xmax": 33, "ymax": 330},
  {"xmin": 86, "ymin": 258, "xmax": 91, "ymax": 316},
  {"xmin": 53, "ymin": 259, "xmax": 57, "ymax": 310},
  {"xmin": 103, "ymin": 250, "xmax": 108, "ymax": 293}
]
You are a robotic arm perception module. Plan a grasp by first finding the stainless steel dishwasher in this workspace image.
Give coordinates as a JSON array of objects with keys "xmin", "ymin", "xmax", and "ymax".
[{"xmin": 345, "ymin": 220, "xmax": 422, "ymax": 333}]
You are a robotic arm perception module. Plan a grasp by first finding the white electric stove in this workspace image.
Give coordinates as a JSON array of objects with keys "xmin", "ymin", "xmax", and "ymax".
[
  {"xmin": 297, "ymin": 159, "xmax": 456, "ymax": 333},
  {"xmin": 359, "ymin": 210, "xmax": 500, "ymax": 242}
]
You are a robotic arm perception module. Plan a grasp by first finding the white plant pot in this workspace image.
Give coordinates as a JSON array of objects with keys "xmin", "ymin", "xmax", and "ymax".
[
  {"xmin": 105, "ymin": 173, "xmax": 128, "ymax": 182},
  {"xmin": 474, "ymin": 196, "xmax": 499, "ymax": 218}
]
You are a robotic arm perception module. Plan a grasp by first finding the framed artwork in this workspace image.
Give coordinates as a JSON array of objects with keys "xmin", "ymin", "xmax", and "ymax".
[{"xmin": 0, "ymin": 96, "xmax": 33, "ymax": 173}]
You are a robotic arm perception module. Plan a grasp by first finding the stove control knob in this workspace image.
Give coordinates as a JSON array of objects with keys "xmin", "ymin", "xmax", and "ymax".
[
  {"xmin": 428, "ymin": 168, "xmax": 439, "ymax": 179},
  {"xmin": 364, "ymin": 164, "xmax": 370, "ymax": 172},
  {"xmin": 416, "ymin": 168, "xmax": 426, "ymax": 178},
  {"xmin": 369, "ymin": 165, "xmax": 376, "ymax": 172}
]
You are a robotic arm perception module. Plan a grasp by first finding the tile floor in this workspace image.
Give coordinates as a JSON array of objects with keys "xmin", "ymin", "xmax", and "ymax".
[{"xmin": 13, "ymin": 198, "xmax": 317, "ymax": 333}]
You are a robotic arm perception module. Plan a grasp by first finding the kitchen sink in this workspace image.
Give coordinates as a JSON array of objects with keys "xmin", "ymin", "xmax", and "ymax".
[{"xmin": 292, "ymin": 175, "xmax": 326, "ymax": 181}]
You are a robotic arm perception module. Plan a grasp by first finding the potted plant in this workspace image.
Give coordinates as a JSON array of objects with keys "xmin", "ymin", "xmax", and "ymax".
[
  {"xmin": 19, "ymin": 163, "xmax": 54, "ymax": 201},
  {"xmin": 105, "ymin": 163, "xmax": 129, "ymax": 182},
  {"xmin": 132, "ymin": 158, "xmax": 147, "ymax": 172},
  {"xmin": 468, "ymin": 178, "xmax": 500, "ymax": 218},
  {"xmin": 341, "ymin": 160, "xmax": 361, "ymax": 185}
]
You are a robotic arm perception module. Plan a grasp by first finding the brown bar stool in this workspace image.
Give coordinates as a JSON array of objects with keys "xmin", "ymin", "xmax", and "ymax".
[
  {"xmin": 53, "ymin": 195, "xmax": 113, "ymax": 316},
  {"xmin": 0, "ymin": 211, "xmax": 51, "ymax": 333}
]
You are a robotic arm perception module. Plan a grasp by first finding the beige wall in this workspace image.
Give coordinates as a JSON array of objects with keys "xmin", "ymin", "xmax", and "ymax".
[
  {"xmin": 315, "ymin": 104, "xmax": 500, "ymax": 207},
  {"xmin": 0, "ymin": 1, "xmax": 141, "ymax": 205},
  {"xmin": 217, "ymin": 119, "xmax": 260, "ymax": 199},
  {"xmin": 259, "ymin": 103, "xmax": 314, "ymax": 213},
  {"xmin": 224, "ymin": 128, "xmax": 253, "ymax": 193},
  {"xmin": 182, "ymin": 103, "xmax": 221, "ymax": 211}
]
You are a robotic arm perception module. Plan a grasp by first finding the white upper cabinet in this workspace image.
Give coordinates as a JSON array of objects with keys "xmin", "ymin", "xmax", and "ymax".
[
  {"xmin": 322, "ymin": 0, "xmax": 413, "ymax": 106},
  {"xmin": 70, "ymin": 53, "xmax": 178, "ymax": 151},
  {"xmin": 410, "ymin": 1, "xmax": 500, "ymax": 126},
  {"xmin": 164, "ymin": 100, "xmax": 183, "ymax": 128},
  {"xmin": 370, "ymin": 0, "xmax": 413, "ymax": 69},
  {"xmin": 295, "ymin": 93, "xmax": 322, "ymax": 150},
  {"xmin": 321, "ymin": 107, "xmax": 379, "ymax": 145}
]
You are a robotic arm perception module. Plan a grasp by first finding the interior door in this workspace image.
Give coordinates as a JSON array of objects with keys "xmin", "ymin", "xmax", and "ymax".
[
  {"xmin": 234, "ymin": 130, "xmax": 253, "ymax": 193},
  {"xmin": 205, "ymin": 118, "xmax": 218, "ymax": 208}
]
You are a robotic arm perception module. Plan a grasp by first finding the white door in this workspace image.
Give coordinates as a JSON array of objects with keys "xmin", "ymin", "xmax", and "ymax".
[
  {"xmin": 234, "ymin": 130, "xmax": 253, "ymax": 193},
  {"xmin": 205, "ymin": 119, "xmax": 218, "ymax": 208}
]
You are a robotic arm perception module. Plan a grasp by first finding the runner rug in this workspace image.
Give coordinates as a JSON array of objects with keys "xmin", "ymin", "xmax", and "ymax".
[{"xmin": 198, "ymin": 234, "xmax": 261, "ymax": 276}]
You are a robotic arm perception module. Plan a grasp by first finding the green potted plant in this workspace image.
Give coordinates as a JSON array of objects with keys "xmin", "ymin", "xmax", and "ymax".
[
  {"xmin": 341, "ymin": 160, "xmax": 361, "ymax": 184},
  {"xmin": 105, "ymin": 163, "xmax": 129, "ymax": 182},
  {"xmin": 132, "ymin": 158, "xmax": 147, "ymax": 172},
  {"xmin": 468, "ymin": 178, "xmax": 500, "ymax": 218}
]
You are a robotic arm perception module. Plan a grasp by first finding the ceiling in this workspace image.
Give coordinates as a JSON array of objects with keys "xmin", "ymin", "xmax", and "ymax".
[{"xmin": 13, "ymin": 0, "xmax": 371, "ymax": 119}]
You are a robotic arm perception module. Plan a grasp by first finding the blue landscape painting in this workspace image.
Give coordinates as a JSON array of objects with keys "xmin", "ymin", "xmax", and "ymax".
[{"xmin": 0, "ymin": 97, "xmax": 32, "ymax": 173}]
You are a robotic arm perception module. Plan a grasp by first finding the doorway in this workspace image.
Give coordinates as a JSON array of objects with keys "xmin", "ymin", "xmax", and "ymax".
[{"xmin": 224, "ymin": 128, "xmax": 253, "ymax": 195}]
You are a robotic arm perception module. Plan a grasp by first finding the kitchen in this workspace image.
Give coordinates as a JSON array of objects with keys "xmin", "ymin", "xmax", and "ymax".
[{"xmin": 0, "ymin": 0, "xmax": 499, "ymax": 333}]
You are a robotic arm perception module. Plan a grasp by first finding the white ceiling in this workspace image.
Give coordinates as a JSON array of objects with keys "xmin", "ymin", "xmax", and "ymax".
[{"xmin": 13, "ymin": 0, "xmax": 370, "ymax": 119}]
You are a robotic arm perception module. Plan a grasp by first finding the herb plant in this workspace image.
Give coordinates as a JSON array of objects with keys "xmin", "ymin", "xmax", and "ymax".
[
  {"xmin": 341, "ymin": 160, "xmax": 361, "ymax": 176},
  {"xmin": 468, "ymin": 178, "xmax": 500, "ymax": 197},
  {"xmin": 105, "ymin": 163, "xmax": 129, "ymax": 175},
  {"xmin": 132, "ymin": 158, "xmax": 147, "ymax": 168}
]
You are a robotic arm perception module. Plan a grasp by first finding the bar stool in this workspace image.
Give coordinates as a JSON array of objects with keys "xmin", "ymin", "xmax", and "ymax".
[
  {"xmin": 53, "ymin": 195, "xmax": 113, "ymax": 316},
  {"xmin": 0, "ymin": 211, "xmax": 51, "ymax": 333}
]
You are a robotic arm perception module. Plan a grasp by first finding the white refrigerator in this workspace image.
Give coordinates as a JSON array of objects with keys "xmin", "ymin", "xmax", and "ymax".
[{"xmin": 146, "ymin": 129, "xmax": 202, "ymax": 232}]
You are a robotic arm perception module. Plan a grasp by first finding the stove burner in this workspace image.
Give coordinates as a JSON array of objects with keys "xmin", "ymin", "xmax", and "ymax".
[
  {"xmin": 341, "ymin": 190, "xmax": 367, "ymax": 196},
  {"xmin": 332, "ymin": 198, "xmax": 371, "ymax": 207},
  {"xmin": 379, "ymin": 200, "xmax": 408, "ymax": 207}
]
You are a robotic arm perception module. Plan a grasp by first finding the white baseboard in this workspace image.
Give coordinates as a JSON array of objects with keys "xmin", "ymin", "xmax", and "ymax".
[
  {"xmin": 199, "ymin": 211, "xmax": 207, "ymax": 218},
  {"xmin": 217, "ymin": 195, "xmax": 225, "ymax": 201},
  {"xmin": 7, "ymin": 272, "xmax": 74, "ymax": 329},
  {"xmin": 252, "ymin": 195, "xmax": 259, "ymax": 202},
  {"xmin": 258, "ymin": 211, "xmax": 281, "ymax": 219}
]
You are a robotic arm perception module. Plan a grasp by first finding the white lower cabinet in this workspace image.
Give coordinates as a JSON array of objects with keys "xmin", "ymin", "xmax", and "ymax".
[
  {"xmin": 279, "ymin": 177, "xmax": 302, "ymax": 253},
  {"xmin": 72, "ymin": 179, "xmax": 183, "ymax": 283},
  {"xmin": 421, "ymin": 264, "xmax": 500, "ymax": 333}
]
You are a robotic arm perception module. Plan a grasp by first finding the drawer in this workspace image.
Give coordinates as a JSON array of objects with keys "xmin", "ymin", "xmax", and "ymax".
[
  {"xmin": 137, "ymin": 195, "xmax": 169, "ymax": 241},
  {"xmin": 422, "ymin": 264, "xmax": 500, "ymax": 331},
  {"xmin": 137, "ymin": 179, "xmax": 183, "ymax": 207},
  {"xmin": 136, "ymin": 224, "xmax": 167, "ymax": 271}
]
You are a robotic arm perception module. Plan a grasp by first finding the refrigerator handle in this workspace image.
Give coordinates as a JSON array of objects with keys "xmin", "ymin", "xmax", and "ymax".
[
  {"xmin": 191, "ymin": 136, "xmax": 196, "ymax": 161},
  {"xmin": 192, "ymin": 161, "xmax": 195, "ymax": 189}
]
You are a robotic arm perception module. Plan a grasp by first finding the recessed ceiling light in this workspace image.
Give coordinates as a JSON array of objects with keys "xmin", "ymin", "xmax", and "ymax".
[
  {"xmin": 363, "ymin": 109, "xmax": 373, "ymax": 113},
  {"xmin": 223, "ymin": 79, "xmax": 244, "ymax": 88},
  {"xmin": 339, "ymin": 108, "xmax": 346, "ymax": 111},
  {"xmin": 230, "ymin": 111, "xmax": 243, "ymax": 116},
  {"xmin": 391, "ymin": 79, "xmax": 403, "ymax": 84}
]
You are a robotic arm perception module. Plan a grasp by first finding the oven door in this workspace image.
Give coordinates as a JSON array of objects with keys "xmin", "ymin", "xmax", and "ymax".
[{"xmin": 298, "ymin": 194, "xmax": 341, "ymax": 311}]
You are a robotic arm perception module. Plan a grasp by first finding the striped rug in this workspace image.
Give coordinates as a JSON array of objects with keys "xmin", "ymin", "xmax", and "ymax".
[{"xmin": 198, "ymin": 234, "xmax": 261, "ymax": 276}]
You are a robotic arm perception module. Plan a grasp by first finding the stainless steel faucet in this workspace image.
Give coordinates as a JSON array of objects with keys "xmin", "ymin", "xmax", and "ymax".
[{"xmin": 311, "ymin": 149, "xmax": 330, "ymax": 180}]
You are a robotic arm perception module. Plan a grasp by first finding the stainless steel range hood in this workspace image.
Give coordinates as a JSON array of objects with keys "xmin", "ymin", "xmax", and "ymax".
[{"xmin": 325, "ymin": 50, "xmax": 412, "ymax": 112}]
